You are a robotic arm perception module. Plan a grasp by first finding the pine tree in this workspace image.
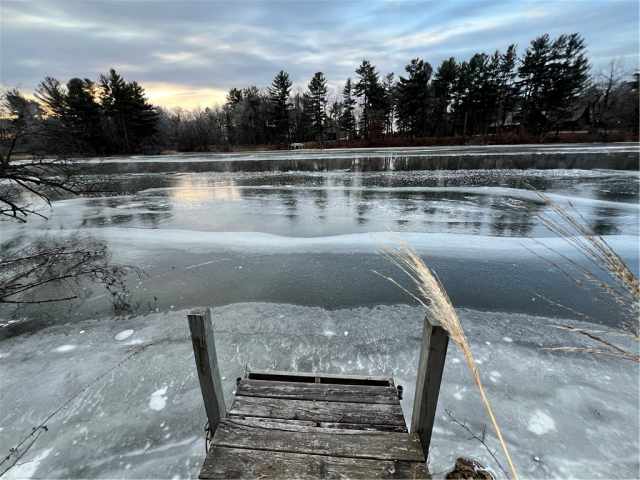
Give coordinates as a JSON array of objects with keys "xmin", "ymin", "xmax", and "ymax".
[
  {"xmin": 518, "ymin": 34, "xmax": 554, "ymax": 133},
  {"xmin": 382, "ymin": 73, "xmax": 396, "ymax": 135},
  {"xmin": 396, "ymin": 58, "xmax": 432, "ymax": 136},
  {"xmin": 65, "ymin": 78, "xmax": 104, "ymax": 152},
  {"xmin": 354, "ymin": 60, "xmax": 385, "ymax": 138},
  {"xmin": 339, "ymin": 78, "xmax": 357, "ymax": 139},
  {"xmin": 518, "ymin": 33, "xmax": 589, "ymax": 135},
  {"xmin": 432, "ymin": 58, "xmax": 458, "ymax": 136},
  {"xmin": 223, "ymin": 88, "xmax": 243, "ymax": 144},
  {"xmin": 268, "ymin": 70, "xmax": 292, "ymax": 143},
  {"xmin": 35, "ymin": 77, "xmax": 104, "ymax": 153},
  {"xmin": 547, "ymin": 33, "xmax": 590, "ymax": 130},
  {"xmin": 496, "ymin": 44, "xmax": 519, "ymax": 131},
  {"xmin": 99, "ymin": 69, "xmax": 158, "ymax": 153},
  {"xmin": 306, "ymin": 72, "xmax": 328, "ymax": 142}
]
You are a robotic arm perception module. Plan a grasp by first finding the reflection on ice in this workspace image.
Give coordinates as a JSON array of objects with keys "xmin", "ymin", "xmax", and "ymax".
[{"xmin": 9, "ymin": 168, "xmax": 637, "ymax": 239}]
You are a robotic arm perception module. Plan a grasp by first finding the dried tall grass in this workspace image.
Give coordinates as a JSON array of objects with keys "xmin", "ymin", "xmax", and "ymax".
[
  {"xmin": 377, "ymin": 245, "xmax": 519, "ymax": 480},
  {"xmin": 531, "ymin": 190, "xmax": 639, "ymax": 362}
]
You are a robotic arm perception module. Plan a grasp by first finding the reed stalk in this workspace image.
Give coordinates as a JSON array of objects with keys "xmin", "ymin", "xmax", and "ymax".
[{"xmin": 377, "ymin": 245, "xmax": 519, "ymax": 480}]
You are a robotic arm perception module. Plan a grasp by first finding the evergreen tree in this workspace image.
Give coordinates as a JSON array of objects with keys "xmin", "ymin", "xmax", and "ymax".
[
  {"xmin": 547, "ymin": 33, "xmax": 590, "ymax": 130},
  {"xmin": 382, "ymin": 72, "xmax": 396, "ymax": 135},
  {"xmin": 339, "ymin": 78, "xmax": 357, "ymax": 139},
  {"xmin": 35, "ymin": 77, "xmax": 67, "ymax": 118},
  {"xmin": 268, "ymin": 70, "xmax": 292, "ymax": 143},
  {"xmin": 496, "ymin": 44, "xmax": 519, "ymax": 131},
  {"xmin": 35, "ymin": 76, "xmax": 105, "ymax": 153},
  {"xmin": 477, "ymin": 52, "xmax": 501, "ymax": 135},
  {"xmin": 65, "ymin": 78, "xmax": 104, "ymax": 152},
  {"xmin": 306, "ymin": 72, "xmax": 328, "ymax": 142},
  {"xmin": 223, "ymin": 88, "xmax": 243, "ymax": 144},
  {"xmin": 518, "ymin": 33, "xmax": 589, "ymax": 135},
  {"xmin": 396, "ymin": 58, "xmax": 432, "ymax": 136},
  {"xmin": 432, "ymin": 58, "xmax": 458, "ymax": 136},
  {"xmin": 354, "ymin": 60, "xmax": 385, "ymax": 138},
  {"xmin": 99, "ymin": 69, "xmax": 158, "ymax": 153}
]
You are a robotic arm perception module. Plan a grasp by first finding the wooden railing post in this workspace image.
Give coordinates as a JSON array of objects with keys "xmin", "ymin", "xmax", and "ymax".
[
  {"xmin": 188, "ymin": 308, "xmax": 226, "ymax": 434},
  {"xmin": 411, "ymin": 315, "xmax": 449, "ymax": 461}
]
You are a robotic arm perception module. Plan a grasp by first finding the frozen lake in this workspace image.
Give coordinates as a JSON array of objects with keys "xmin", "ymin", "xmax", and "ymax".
[{"xmin": 1, "ymin": 145, "xmax": 639, "ymax": 478}]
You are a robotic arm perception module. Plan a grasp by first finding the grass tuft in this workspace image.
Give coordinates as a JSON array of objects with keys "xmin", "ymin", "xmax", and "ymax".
[{"xmin": 376, "ymin": 244, "xmax": 519, "ymax": 480}]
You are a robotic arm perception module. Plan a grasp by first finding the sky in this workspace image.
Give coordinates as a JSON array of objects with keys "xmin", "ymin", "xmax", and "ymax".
[{"xmin": 1, "ymin": 0, "xmax": 638, "ymax": 109}]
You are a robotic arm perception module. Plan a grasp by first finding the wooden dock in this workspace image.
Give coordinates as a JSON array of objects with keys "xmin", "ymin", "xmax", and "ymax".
[{"xmin": 188, "ymin": 309, "xmax": 449, "ymax": 479}]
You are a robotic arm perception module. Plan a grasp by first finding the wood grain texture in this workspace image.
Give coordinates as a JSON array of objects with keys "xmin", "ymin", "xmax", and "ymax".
[
  {"xmin": 228, "ymin": 395, "xmax": 406, "ymax": 427},
  {"xmin": 200, "ymin": 446, "xmax": 430, "ymax": 479},
  {"xmin": 188, "ymin": 308, "xmax": 226, "ymax": 433},
  {"xmin": 411, "ymin": 317, "xmax": 449, "ymax": 461},
  {"xmin": 237, "ymin": 379, "xmax": 399, "ymax": 404},
  {"xmin": 211, "ymin": 418, "xmax": 424, "ymax": 462},
  {"xmin": 230, "ymin": 416, "xmax": 408, "ymax": 433}
]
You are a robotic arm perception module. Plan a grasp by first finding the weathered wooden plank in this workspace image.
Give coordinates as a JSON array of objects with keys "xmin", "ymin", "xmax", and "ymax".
[
  {"xmin": 211, "ymin": 418, "xmax": 424, "ymax": 462},
  {"xmin": 228, "ymin": 395, "xmax": 406, "ymax": 426},
  {"xmin": 220, "ymin": 417, "xmax": 403, "ymax": 436},
  {"xmin": 318, "ymin": 422, "xmax": 407, "ymax": 433},
  {"xmin": 237, "ymin": 379, "xmax": 399, "ymax": 404},
  {"xmin": 231, "ymin": 415, "xmax": 407, "ymax": 433},
  {"xmin": 188, "ymin": 308, "xmax": 226, "ymax": 433},
  {"xmin": 200, "ymin": 446, "xmax": 429, "ymax": 479},
  {"xmin": 411, "ymin": 315, "xmax": 449, "ymax": 461},
  {"xmin": 248, "ymin": 369, "xmax": 394, "ymax": 386}
]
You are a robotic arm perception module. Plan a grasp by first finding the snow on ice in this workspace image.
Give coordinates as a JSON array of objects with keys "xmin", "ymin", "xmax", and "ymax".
[
  {"xmin": 149, "ymin": 387, "xmax": 168, "ymax": 411},
  {"xmin": 115, "ymin": 329, "xmax": 134, "ymax": 341}
]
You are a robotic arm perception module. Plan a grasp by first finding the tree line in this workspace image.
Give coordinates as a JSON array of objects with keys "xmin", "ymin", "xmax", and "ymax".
[{"xmin": 2, "ymin": 32, "xmax": 638, "ymax": 156}]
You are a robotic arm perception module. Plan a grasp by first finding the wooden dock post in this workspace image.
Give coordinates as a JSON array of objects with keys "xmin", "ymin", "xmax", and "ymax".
[
  {"xmin": 411, "ymin": 315, "xmax": 449, "ymax": 461},
  {"xmin": 188, "ymin": 308, "xmax": 226, "ymax": 434}
]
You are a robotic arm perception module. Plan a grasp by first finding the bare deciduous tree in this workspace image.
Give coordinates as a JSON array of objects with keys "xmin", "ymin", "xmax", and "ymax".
[{"xmin": 1, "ymin": 89, "xmax": 134, "ymax": 310}]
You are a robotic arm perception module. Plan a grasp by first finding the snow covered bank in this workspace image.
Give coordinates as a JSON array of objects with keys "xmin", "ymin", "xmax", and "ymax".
[{"xmin": 1, "ymin": 303, "xmax": 637, "ymax": 479}]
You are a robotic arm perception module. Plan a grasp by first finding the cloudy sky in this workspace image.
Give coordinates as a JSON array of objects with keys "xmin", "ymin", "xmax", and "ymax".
[{"xmin": 1, "ymin": 0, "xmax": 638, "ymax": 109}]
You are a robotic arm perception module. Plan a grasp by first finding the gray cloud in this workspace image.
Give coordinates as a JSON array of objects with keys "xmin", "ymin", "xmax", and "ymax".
[{"xmin": 2, "ymin": 0, "xmax": 638, "ymax": 107}]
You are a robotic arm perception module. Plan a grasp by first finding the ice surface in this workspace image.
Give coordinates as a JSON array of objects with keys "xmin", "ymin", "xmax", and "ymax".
[
  {"xmin": 0, "ymin": 303, "xmax": 637, "ymax": 479},
  {"xmin": 76, "ymin": 143, "xmax": 640, "ymax": 164},
  {"xmin": 10, "ymin": 226, "xmax": 637, "ymax": 260},
  {"xmin": 1, "ymin": 155, "xmax": 638, "ymax": 478}
]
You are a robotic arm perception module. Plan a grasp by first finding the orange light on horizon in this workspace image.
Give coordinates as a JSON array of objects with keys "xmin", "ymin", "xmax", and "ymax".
[{"xmin": 141, "ymin": 82, "xmax": 227, "ymax": 110}]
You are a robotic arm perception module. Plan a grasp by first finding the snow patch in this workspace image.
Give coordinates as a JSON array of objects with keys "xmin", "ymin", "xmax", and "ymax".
[
  {"xmin": 54, "ymin": 344, "xmax": 76, "ymax": 353},
  {"xmin": 528, "ymin": 409, "xmax": 557, "ymax": 435},
  {"xmin": 149, "ymin": 386, "xmax": 168, "ymax": 411},
  {"xmin": 3, "ymin": 448, "xmax": 53, "ymax": 480},
  {"xmin": 115, "ymin": 329, "xmax": 134, "ymax": 341}
]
